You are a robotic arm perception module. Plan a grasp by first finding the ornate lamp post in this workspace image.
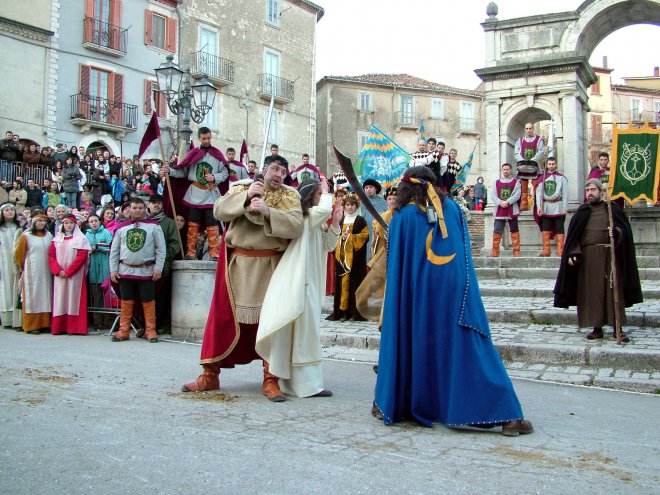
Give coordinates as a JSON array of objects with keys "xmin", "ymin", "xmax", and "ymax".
[{"xmin": 154, "ymin": 55, "xmax": 216, "ymax": 155}]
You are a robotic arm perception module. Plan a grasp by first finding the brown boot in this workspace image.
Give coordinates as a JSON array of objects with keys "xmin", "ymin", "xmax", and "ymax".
[
  {"xmin": 520, "ymin": 181, "xmax": 529, "ymax": 211},
  {"xmin": 181, "ymin": 362, "xmax": 221, "ymax": 392},
  {"xmin": 488, "ymin": 232, "xmax": 502, "ymax": 257},
  {"xmin": 263, "ymin": 361, "xmax": 286, "ymax": 402},
  {"xmin": 186, "ymin": 221, "xmax": 200, "ymax": 260},
  {"xmin": 112, "ymin": 300, "xmax": 134, "ymax": 341},
  {"xmin": 555, "ymin": 233, "xmax": 565, "ymax": 257},
  {"xmin": 206, "ymin": 225, "xmax": 220, "ymax": 261},
  {"xmin": 142, "ymin": 300, "xmax": 158, "ymax": 343},
  {"xmin": 511, "ymin": 231, "xmax": 521, "ymax": 257},
  {"xmin": 539, "ymin": 231, "xmax": 551, "ymax": 257}
]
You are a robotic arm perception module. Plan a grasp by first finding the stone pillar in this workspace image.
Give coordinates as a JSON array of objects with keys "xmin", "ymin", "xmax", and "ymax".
[
  {"xmin": 171, "ymin": 260, "xmax": 216, "ymax": 341},
  {"xmin": 482, "ymin": 98, "xmax": 502, "ymax": 252},
  {"xmin": 560, "ymin": 92, "xmax": 586, "ymax": 208}
]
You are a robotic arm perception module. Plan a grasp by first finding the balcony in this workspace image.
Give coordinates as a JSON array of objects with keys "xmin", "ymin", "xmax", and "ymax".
[
  {"xmin": 394, "ymin": 111, "xmax": 421, "ymax": 128},
  {"xmin": 190, "ymin": 50, "xmax": 234, "ymax": 86},
  {"xmin": 70, "ymin": 93, "xmax": 137, "ymax": 137},
  {"xmin": 257, "ymin": 74, "xmax": 294, "ymax": 103},
  {"xmin": 83, "ymin": 17, "xmax": 127, "ymax": 56}
]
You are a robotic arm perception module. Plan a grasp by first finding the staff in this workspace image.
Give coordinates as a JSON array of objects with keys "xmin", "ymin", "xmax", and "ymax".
[{"xmin": 606, "ymin": 195, "xmax": 624, "ymax": 345}]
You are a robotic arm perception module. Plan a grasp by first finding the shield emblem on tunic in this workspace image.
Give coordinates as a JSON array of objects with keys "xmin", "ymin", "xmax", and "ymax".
[
  {"xmin": 500, "ymin": 186, "xmax": 512, "ymax": 200},
  {"xmin": 195, "ymin": 162, "xmax": 213, "ymax": 185},
  {"xmin": 126, "ymin": 228, "xmax": 147, "ymax": 253},
  {"xmin": 523, "ymin": 147, "xmax": 535, "ymax": 160},
  {"xmin": 300, "ymin": 170, "xmax": 311, "ymax": 181},
  {"xmin": 544, "ymin": 180, "xmax": 557, "ymax": 196}
]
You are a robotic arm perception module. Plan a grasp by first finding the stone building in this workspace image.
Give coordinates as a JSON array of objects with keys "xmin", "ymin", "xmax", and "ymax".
[
  {"xmin": 315, "ymin": 74, "xmax": 483, "ymax": 178},
  {"xmin": 178, "ymin": 0, "xmax": 324, "ymax": 166}
]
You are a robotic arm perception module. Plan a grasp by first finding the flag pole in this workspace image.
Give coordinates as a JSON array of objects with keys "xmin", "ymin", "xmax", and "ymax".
[{"xmin": 157, "ymin": 133, "xmax": 185, "ymax": 259}]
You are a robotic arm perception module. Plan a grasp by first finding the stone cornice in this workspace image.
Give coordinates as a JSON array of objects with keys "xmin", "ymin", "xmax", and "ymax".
[
  {"xmin": 475, "ymin": 56, "xmax": 597, "ymax": 87},
  {"xmin": 481, "ymin": 10, "xmax": 578, "ymax": 31},
  {"xmin": 0, "ymin": 16, "xmax": 54, "ymax": 42}
]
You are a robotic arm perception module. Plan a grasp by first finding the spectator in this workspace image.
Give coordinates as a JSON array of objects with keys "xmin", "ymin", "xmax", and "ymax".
[
  {"xmin": 473, "ymin": 176, "xmax": 487, "ymax": 209},
  {"xmin": 465, "ymin": 187, "xmax": 477, "ymax": 211},
  {"xmin": 0, "ymin": 131, "xmax": 19, "ymax": 162},
  {"xmin": 68, "ymin": 145, "xmax": 80, "ymax": 162},
  {"xmin": 39, "ymin": 147, "xmax": 54, "ymax": 167},
  {"xmin": 22, "ymin": 143, "xmax": 41, "ymax": 165},
  {"xmin": 80, "ymin": 184, "xmax": 94, "ymax": 212},
  {"xmin": 0, "ymin": 203, "xmax": 21, "ymax": 328},
  {"xmin": 9, "ymin": 180, "xmax": 27, "ymax": 214},
  {"xmin": 52, "ymin": 143, "xmax": 68, "ymax": 165},
  {"xmin": 109, "ymin": 172, "xmax": 126, "ymax": 203},
  {"xmin": 45, "ymin": 205, "xmax": 55, "ymax": 231},
  {"xmin": 44, "ymin": 182, "xmax": 62, "ymax": 208},
  {"xmin": 81, "ymin": 153, "xmax": 93, "ymax": 172},
  {"xmin": 25, "ymin": 179, "xmax": 43, "ymax": 209},
  {"xmin": 51, "ymin": 160, "xmax": 64, "ymax": 189},
  {"xmin": 61, "ymin": 156, "xmax": 82, "ymax": 208},
  {"xmin": 101, "ymin": 206, "xmax": 118, "ymax": 235},
  {"xmin": 50, "ymin": 204, "xmax": 68, "ymax": 236},
  {"xmin": 85, "ymin": 213, "xmax": 113, "ymax": 330}
]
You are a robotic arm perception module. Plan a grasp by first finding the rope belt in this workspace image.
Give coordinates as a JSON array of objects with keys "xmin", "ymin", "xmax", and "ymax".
[
  {"xmin": 120, "ymin": 260, "xmax": 155, "ymax": 268},
  {"xmin": 232, "ymin": 247, "xmax": 280, "ymax": 257}
]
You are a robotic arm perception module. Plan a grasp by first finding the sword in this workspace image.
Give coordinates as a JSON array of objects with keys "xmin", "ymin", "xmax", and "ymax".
[{"xmin": 332, "ymin": 145, "xmax": 389, "ymax": 232}]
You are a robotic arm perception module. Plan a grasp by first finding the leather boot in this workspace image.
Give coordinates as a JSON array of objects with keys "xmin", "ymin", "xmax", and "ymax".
[
  {"xmin": 206, "ymin": 225, "xmax": 220, "ymax": 261},
  {"xmin": 186, "ymin": 221, "xmax": 200, "ymax": 260},
  {"xmin": 555, "ymin": 233, "xmax": 565, "ymax": 257},
  {"xmin": 112, "ymin": 300, "xmax": 134, "ymax": 341},
  {"xmin": 511, "ymin": 231, "xmax": 521, "ymax": 257},
  {"xmin": 488, "ymin": 232, "xmax": 502, "ymax": 257},
  {"xmin": 181, "ymin": 362, "xmax": 221, "ymax": 392},
  {"xmin": 142, "ymin": 300, "xmax": 158, "ymax": 342},
  {"xmin": 539, "ymin": 231, "xmax": 551, "ymax": 257},
  {"xmin": 520, "ymin": 181, "xmax": 529, "ymax": 211},
  {"xmin": 262, "ymin": 361, "xmax": 286, "ymax": 402}
]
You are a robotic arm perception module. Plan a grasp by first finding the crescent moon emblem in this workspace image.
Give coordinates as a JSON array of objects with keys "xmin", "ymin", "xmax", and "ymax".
[{"xmin": 426, "ymin": 229, "xmax": 456, "ymax": 266}]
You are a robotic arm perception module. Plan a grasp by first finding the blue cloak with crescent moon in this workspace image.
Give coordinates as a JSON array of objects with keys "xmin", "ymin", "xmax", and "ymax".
[{"xmin": 373, "ymin": 198, "xmax": 524, "ymax": 427}]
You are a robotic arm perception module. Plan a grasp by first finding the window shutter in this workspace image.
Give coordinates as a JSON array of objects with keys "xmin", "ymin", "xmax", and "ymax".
[
  {"xmin": 144, "ymin": 10, "xmax": 153, "ymax": 45},
  {"xmin": 78, "ymin": 65, "xmax": 91, "ymax": 118},
  {"xmin": 85, "ymin": 0, "xmax": 94, "ymax": 17},
  {"xmin": 110, "ymin": 0, "xmax": 122, "ymax": 25},
  {"xmin": 84, "ymin": 0, "xmax": 94, "ymax": 43},
  {"xmin": 166, "ymin": 17, "xmax": 177, "ymax": 53},
  {"xmin": 114, "ymin": 73, "xmax": 123, "ymax": 103},
  {"xmin": 109, "ymin": 0, "xmax": 122, "ymax": 50},
  {"xmin": 158, "ymin": 92, "xmax": 167, "ymax": 119},
  {"xmin": 144, "ymin": 80, "xmax": 153, "ymax": 115}
]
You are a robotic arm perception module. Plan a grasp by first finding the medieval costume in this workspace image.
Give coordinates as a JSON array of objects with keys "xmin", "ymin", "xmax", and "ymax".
[
  {"xmin": 167, "ymin": 144, "xmax": 229, "ymax": 260},
  {"xmin": 489, "ymin": 174, "xmax": 522, "ymax": 257},
  {"xmin": 228, "ymin": 159, "xmax": 250, "ymax": 183},
  {"xmin": 15, "ymin": 215, "xmax": 54, "ymax": 332},
  {"xmin": 442, "ymin": 157, "xmax": 462, "ymax": 193},
  {"xmin": 256, "ymin": 188, "xmax": 339, "ymax": 397},
  {"xmin": 554, "ymin": 180, "xmax": 642, "ymax": 339},
  {"xmin": 109, "ymin": 215, "xmax": 166, "ymax": 343},
  {"xmin": 327, "ymin": 194, "xmax": 369, "ymax": 321},
  {"xmin": 514, "ymin": 132, "xmax": 545, "ymax": 211},
  {"xmin": 360, "ymin": 179, "xmax": 387, "ymax": 262},
  {"xmin": 85, "ymin": 221, "xmax": 113, "ymax": 328},
  {"xmin": 373, "ymin": 168, "xmax": 532, "ymax": 435},
  {"xmin": 0, "ymin": 204, "xmax": 21, "ymax": 328},
  {"xmin": 49, "ymin": 218, "xmax": 92, "ymax": 335},
  {"xmin": 182, "ymin": 179, "xmax": 303, "ymax": 401},
  {"xmin": 293, "ymin": 163, "xmax": 321, "ymax": 184},
  {"xmin": 535, "ymin": 168, "xmax": 568, "ymax": 256}
]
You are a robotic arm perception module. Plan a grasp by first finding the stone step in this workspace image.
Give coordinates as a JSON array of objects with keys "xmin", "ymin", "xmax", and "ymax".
[
  {"xmin": 473, "ymin": 255, "xmax": 660, "ymax": 269},
  {"xmin": 475, "ymin": 266, "xmax": 660, "ymax": 281},
  {"xmin": 477, "ymin": 278, "xmax": 660, "ymax": 299}
]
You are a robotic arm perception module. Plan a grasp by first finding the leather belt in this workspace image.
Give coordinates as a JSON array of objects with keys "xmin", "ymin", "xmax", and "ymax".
[
  {"xmin": 192, "ymin": 181, "xmax": 216, "ymax": 191},
  {"xmin": 544, "ymin": 197, "xmax": 563, "ymax": 203},
  {"xmin": 121, "ymin": 260, "xmax": 155, "ymax": 268},
  {"xmin": 232, "ymin": 247, "xmax": 280, "ymax": 257}
]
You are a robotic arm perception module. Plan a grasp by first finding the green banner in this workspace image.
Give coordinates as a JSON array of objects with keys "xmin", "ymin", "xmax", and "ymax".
[{"xmin": 610, "ymin": 127, "xmax": 660, "ymax": 204}]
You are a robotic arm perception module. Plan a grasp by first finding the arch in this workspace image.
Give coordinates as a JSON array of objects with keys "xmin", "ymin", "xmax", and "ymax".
[{"xmin": 77, "ymin": 133, "xmax": 121, "ymax": 156}]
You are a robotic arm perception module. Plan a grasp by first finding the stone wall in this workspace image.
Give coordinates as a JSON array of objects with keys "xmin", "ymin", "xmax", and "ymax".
[{"xmin": 467, "ymin": 211, "xmax": 485, "ymax": 257}]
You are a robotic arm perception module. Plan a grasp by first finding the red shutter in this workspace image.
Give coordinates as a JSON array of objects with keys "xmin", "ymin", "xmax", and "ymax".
[
  {"xmin": 166, "ymin": 16, "xmax": 177, "ymax": 53},
  {"xmin": 112, "ymin": 73, "xmax": 124, "ymax": 126},
  {"xmin": 144, "ymin": 80, "xmax": 153, "ymax": 115},
  {"xmin": 78, "ymin": 65, "xmax": 91, "ymax": 118},
  {"xmin": 144, "ymin": 10, "xmax": 153, "ymax": 45},
  {"xmin": 109, "ymin": 0, "xmax": 122, "ymax": 50},
  {"xmin": 84, "ymin": 0, "xmax": 94, "ymax": 43},
  {"xmin": 157, "ymin": 91, "xmax": 167, "ymax": 119}
]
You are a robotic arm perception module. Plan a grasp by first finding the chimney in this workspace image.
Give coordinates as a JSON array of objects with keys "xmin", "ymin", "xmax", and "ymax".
[
  {"xmin": 654, "ymin": 67, "xmax": 659, "ymax": 77},
  {"xmin": 602, "ymin": 56, "xmax": 608, "ymax": 68}
]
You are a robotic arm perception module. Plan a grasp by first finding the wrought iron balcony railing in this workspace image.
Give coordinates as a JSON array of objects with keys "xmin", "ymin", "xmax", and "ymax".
[
  {"xmin": 394, "ymin": 111, "xmax": 420, "ymax": 128},
  {"xmin": 70, "ymin": 93, "xmax": 137, "ymax": 130},
  {"xmin": 257, "ymin": 74, "xmax": 295, "ymax": 102},
  {"xmin": 190, "ymin": 50, "xmax": 235, "ymax": 84},
  {"xmin": 83, "ymin": 17, "xmax": 127, "ymax": 55}
]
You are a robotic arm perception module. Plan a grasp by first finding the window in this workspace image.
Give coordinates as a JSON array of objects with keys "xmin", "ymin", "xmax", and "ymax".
[
  {"xmin": 78, "ymin": 64, "xmax": 124, "ymax": 125},
  {"xmin": 144, "ymin": 10, "xmax": 177, "ymax": 52},
  {"xmin": 266, "ymin": 0, "xmax": 280, "ymax": 26},
  {"xmin": 591, "ymin": 114, "xmax": 603, "ymax": 143},
  {"xmin": 202, "ymin": 106, "xmax": 217, "ymax": 130},
  {"xmin": 431, "ymin": 98, "xmax": 444, "ymax": 119},
  {"xmin": 358, "ymin": 131, "xmax": 369, "ymax": 152},
  {"xmin": 459, "ymin": 100, "xmax": 476, "ymax": 132},
  {"xmin": 591, "ymin": 75, "xmax": 601, "ymax": 95},
  {"xmin": 265, "ymin": 108, "xmax": 278, "ymax": 143},
  {"xmin": 400, "ymin": 94, "xmax": 414, "ymax": 125},
  {"xmin": 264, "ymin": 49, "xmax": 280, "ymax": 77},
  {"xmin": 631, "ymin": 98, "xmax": 642, "ymax": 121},
  {"xmin": 144, "ymin": 80, "xmax": 167, "ymax": 119},
  {"xmin": 359, "ymin": 92, "xmax": 372, "ymax": 112},
  {"xmin": 654, "ymin": 101, "xmax": 660, "ymax": 124}
]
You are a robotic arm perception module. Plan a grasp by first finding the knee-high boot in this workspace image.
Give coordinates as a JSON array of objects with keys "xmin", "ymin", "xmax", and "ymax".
[
  {"xmin": 539, "ymin": 231, "xmax": 552, "ymax": 257},
  {"xmin": 488, "ymin": 232, "xmax": 502, "ymax": 257},
  {"xmin": 520, "ymin": 181, "xmax": 529, "ymax": 211},
  {"xmin": 511, "ymin": 231, "xmax": 521, "ymax": 257},
  {"xmin": 142, "ymin": 300, "xmax": 158, "ymax": 343},
  {"xmin": 206, "ymin": 226, "xmax": 220, "ymax": 261},
  {"xmin": 555, "ymin": 233, "xmax": 565, "ymax": 257},
  {"xmin": 112, "ymin": 300, "xmax": 134, "ymax": 341},
  {"xmin": 181, "ymin": 362, "xmax": 221, "ymax": 392},
  {"xmin": 262, "ymin": 361, "xmax": 286, "ymax": 402},
  {"xmin": 186, "ymin": 221, "xmax": 200, "ymax": 260}
]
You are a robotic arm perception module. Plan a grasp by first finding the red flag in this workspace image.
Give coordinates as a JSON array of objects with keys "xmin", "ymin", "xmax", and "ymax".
[
  {"xmin": 239, "ymin": 138, "xmax": 249, "ymax": 163},
  {"xmin": 138, "ymin": 111, "xmax": 161, "ymax": 158}
]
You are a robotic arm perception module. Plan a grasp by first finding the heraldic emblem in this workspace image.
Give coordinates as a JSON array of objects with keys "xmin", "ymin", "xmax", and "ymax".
[
  {"xmin": 195, "ymin": 161, "xmax": 213, "ymax": 186},
  {"xmin": 619, "ymin": 143, "xmax": 652, "ymax": 186},
  {"xmin": 126, "ymin": 228, "xmax": 147, "ymax": 252},
  {"xmin": 544, "ymin": 179, "xmax": 557, "ymax": 196},
  {"xmin": 500, "ymin": 186, "xmax": 512, "ymax": 200}
]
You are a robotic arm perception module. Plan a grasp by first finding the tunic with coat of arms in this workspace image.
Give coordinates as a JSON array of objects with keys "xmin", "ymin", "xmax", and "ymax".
[
  {"xmin": 489, "ymin": 178, "xmax": 521, "ymax": 220},
  {"xmin": 536, "ymin": 172, "xmax": 568, "ymax": 216},
  {"xmin": 169, "ymin": 152, "xmax": 229, "ymax": 208},
  {"xmin": 109, "ymin": 220, "xmax": 166, "ymax": 279}
]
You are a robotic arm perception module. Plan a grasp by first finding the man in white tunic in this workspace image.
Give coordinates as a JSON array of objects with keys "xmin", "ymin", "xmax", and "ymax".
[{"xmin": 536, "ymin": 157, "xmax": 569, "ymax": 257}]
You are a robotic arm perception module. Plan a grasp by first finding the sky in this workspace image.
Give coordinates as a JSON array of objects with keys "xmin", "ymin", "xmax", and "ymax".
[{"xmin": 315, "ymin": 0, "xmax": 659, "ymax": 90}]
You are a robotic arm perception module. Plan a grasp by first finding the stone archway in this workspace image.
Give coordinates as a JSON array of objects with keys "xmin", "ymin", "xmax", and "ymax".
[{"xmin": 475, "ymin": 0, "xmax": 660, "ymax": 254}]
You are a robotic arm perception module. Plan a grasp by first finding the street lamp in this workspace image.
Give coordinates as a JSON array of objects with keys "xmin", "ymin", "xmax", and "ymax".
[{"xmin": 154, "ymin": 55, "xmax": 216, "ymax": 153}]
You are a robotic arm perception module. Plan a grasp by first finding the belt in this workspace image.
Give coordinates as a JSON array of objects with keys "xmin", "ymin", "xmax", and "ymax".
[
  {"xmin": 232, "ymin": 247, "xmax": 280, "ymax": 257},
  {"xmin": 120, "ymin": 260, "xmax": 155, "ymax": 268},
  {"xmin": 544, "ymin": 197, "xmax": 563, "ymax": 203},
  {"xmin": 192, "ymin": 181, "xmax": 216, "ymax": 191}
]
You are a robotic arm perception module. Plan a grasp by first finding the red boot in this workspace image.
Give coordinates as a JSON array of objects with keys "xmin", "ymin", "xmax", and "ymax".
[{"xmin": 181, "ymin": 362, "xmax": 221, "ymax": 392}]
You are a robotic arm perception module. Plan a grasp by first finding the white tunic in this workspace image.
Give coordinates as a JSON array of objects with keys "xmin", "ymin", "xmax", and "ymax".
[
  {"xmin": 256, "ymin": 193, "xmax": 340, "ymax": 397},
  {"xmin": 20, "ymin": 231, "xmax": 53, "ymax": 314},
  {"xmin": 0, "ymin": 223, "xmax": 19, "ymax": 313}
]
